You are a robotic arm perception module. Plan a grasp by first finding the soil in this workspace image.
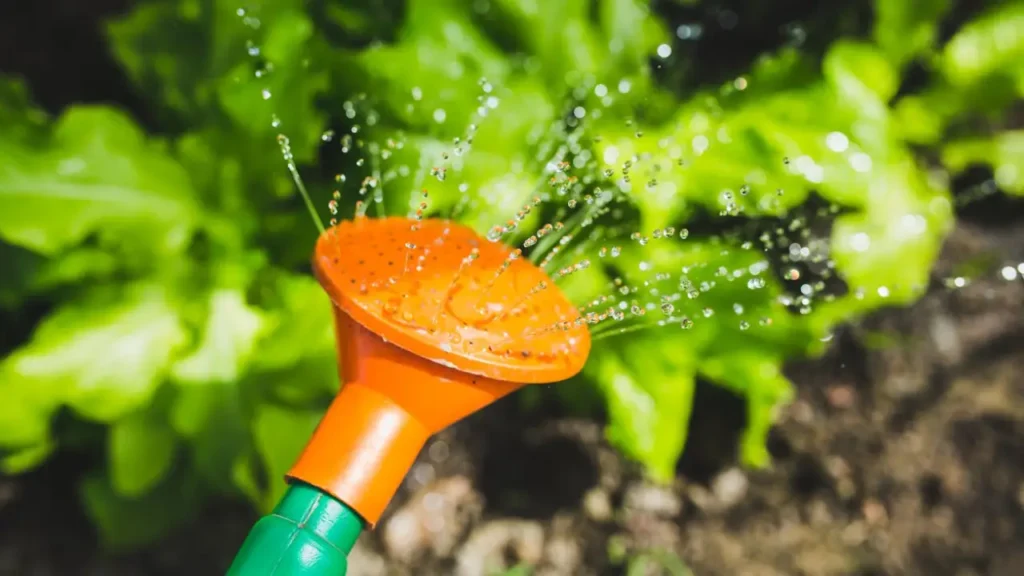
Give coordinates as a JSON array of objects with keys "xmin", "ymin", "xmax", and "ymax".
[{"xmin": 2, "ymin": 217, "xmax": 1023, "ymax": 576}]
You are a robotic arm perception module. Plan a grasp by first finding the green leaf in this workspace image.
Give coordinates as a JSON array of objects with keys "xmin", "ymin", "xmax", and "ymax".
[
  {"xmin": 0, "ymin": 283, "xmax": 190, "ymax": 449},
  {"xmin": 1, "ymin": 440, "xmax": 55, "ymax": 474},
  {"xmin": 873, "ymin": 0, "xmax": 952, "ymax": 68},
  {"xmin": 831, "ymin": 158, "xmax": 953, "ymax": 307},
  {"xmin": 0, "ymin": 241, "xmax": 44, "ymax": 308},
  {"xmin": 109, "ymin": 0, "xmax": 329, "ymax": 161},
  {"xmin": 699, "ymin": 352, "xmax": 793, "ymax": 468},
  {"xmin": 350, "ymin": 0, "xmax": 510, "ymax": 137},
  {"xmin": 598, "ymin": 0, "xmax": 670, "ymax": 71},
  {"xmin": 587, "ymin": 333, "xmax": 698, "ymax": 482},
  {"xmin": 592, "ymin": 69, "xmax": 889, "ymax": 231},
  {"xmin": 215, "ymin": 9, "xmax": 329, "ymax": 160},
  {"xmin": 31, "ymin": 247, "xmax": 122, "ymax": 292},
  {"xmin": 172, "ymin": 288, "xmax": 268, "ymax": 385},
  {"xmin": 174, "ymin": 383, "xmax": 250, "ymax": 494},
  {"xmin": 941, "ymin": 3, "xmax": 1024, "ymax": 89},
  {"xmin": 250, "ymin": 403, "xmax": 323, "ymax": 511},
  {"xmin": 249, "ymin": 273, "xmax": 335, "ymax": 373},
  {"xmin": 0, "ymin": 105, "xmax": 199, "ymax": 257},
  {"xmin": 0, "ymin": 242, "xmax": 123, "ymax": 309},
  {"xmin": 942, "ymin": 131, "xmax": 1024, "ymax": 196},
  {"xmin": 572, "ymin": 235, "xmax": 824, "ymax": 477},
  {"xmin": 823, "ymin": 41, "xmax": 898, "ymax": 120},
  {"xmin": 0, "ymin": 77, "xmax": 49, "ymax": 144},
  {"xmin": 170, "ymin": 384, "xmax": 220, "ymax": 439},
  {"xmin": 106, "ymin": 0, "xmax": 210, "ymax": 118},
  {"xmin": 109, "ymin": 410, "xmax": 178, "ymax": 497}
]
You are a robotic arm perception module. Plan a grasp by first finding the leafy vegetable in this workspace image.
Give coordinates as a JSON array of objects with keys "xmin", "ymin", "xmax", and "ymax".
[
  {"xmin": 873, "ymin": 0, "xmax": 952, "ymax": 68},
  {"xmin": 0, "ymin": 283, "xmax": 189, "ymax": 460},
  {"xmin": 0, "ymin": 0, "xmax": 1018, "ymax": 551},
  {"xmin": 943, "ymin": 131, "xmax": 1024, "ymax": 196},
  {"xmin": 0, "ymin": 106, "xmax": 199, "ymax": 258},
  {"xmin": 172, "ymin": 289, "xmax": 268, "ymax": 386},
  {"xmin": 588, "ymin": 333, "xmax": 698, "ymax": 481},
  {"xmin": 109, "ymin": 408, "xmax": 178, "ymax": 497}
]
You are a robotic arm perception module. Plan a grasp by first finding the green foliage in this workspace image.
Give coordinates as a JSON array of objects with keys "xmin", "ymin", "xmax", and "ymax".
[
  {"xmin": 0, "ymin": 0, "xmax": 1020, "ymax": 551},
  {"xmin": 0, "ymin": 104, "xmax": 199, "ymax": 258},
  {"xmin": 0, "ymin": 284, "xmax": 190, "ymax": 456},
  {"xmin": 943, "ymin": 131, "xmax": 1024, "ymax": 196}
]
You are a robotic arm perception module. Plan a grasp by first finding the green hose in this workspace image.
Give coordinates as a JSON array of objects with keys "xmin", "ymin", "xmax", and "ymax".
[{"xmin": 228, "ymin": 481, "xmax": 364, "ymax": 575}]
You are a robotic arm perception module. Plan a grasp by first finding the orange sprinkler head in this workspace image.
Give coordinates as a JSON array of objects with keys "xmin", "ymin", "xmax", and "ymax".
[{"xmin": 287, "ymin": 216, "xmax": 590, "ymax": 525}]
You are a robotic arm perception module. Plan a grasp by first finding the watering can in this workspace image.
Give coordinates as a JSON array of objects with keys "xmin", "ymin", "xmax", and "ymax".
[{"xmin": 227, "ymin": 217, "xmax": 591, "ymax": 575}]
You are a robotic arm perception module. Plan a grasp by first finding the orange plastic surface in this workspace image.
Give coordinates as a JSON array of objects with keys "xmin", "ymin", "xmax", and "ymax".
[
  {"xmin": 312, "ymin": 217, "xmax": 590, "ymax": 383},
  {"xmin": 289, "ymin": 216, "xmax": 591, "ymax": 526},
  {"xmin": 288, "ymin": 311, "xmax": 521, "ymax": 525}
]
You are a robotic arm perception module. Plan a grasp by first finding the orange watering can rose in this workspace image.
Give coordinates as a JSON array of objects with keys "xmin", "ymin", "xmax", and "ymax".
[{"xmin": 229, "ymin": 216, "xmax": 590, "ymax": 575}]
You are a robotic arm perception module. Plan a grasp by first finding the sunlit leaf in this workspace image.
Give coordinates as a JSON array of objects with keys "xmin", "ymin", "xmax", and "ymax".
[
  {"xmin": 873, "ymin": 0, "xmax": 952, "ymax": 67},
  {"xmin": 0, "ymin": 106, "xmax": 199, "ymax": 256},
  {"xmin": 0, "ymin": 283, "xmax": 189, "ymax": 447},
  {"xmin": 942, "ymin": 131, "xmax": 1024, "ymax": 196},
  {"xmin": 172, "ymin": 289, "xmax": 268, "ymax": 385}
]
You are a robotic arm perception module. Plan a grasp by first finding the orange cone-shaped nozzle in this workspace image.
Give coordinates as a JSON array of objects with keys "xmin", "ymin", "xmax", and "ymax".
[{"xmin": 287, "ymin": 216, "xmax": 590, "ymax": 525}]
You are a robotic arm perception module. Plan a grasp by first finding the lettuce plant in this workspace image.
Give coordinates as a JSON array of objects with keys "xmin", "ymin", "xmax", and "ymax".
[{"xmin": 0, "ymin": 0, "xmax": 1020, "ymax": 547}]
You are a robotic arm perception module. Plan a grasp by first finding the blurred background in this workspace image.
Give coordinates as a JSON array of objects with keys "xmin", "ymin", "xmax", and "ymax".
[{"xmin": 1, "ymin": 0, "xmax": 1022, "ymax": 574}]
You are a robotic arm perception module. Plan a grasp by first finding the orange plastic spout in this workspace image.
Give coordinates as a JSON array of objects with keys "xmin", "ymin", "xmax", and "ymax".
[
  {"xmin": 287, "ymin": 309, "xmax": 521, "ymax": 525},
  {"xmin": 285, "ymin": 217, "xmax": 590, "ymax": 527}
]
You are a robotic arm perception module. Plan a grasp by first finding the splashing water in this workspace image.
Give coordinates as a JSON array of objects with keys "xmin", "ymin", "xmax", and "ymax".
[{"xmin": 241, "ymin": 16, "xmax": 1021, "ymax": 353}]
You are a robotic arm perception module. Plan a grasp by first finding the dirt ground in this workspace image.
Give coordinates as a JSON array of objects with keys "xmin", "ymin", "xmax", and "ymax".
[{"xmin": 1, "ymin": 214, "xmax": 1022, "ymax": 576}]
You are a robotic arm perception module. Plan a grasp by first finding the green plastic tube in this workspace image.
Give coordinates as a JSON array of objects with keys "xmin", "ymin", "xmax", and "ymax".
[{"xmin": 227, "ymin": 481, "xmax": 364, "ymax": 575}]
